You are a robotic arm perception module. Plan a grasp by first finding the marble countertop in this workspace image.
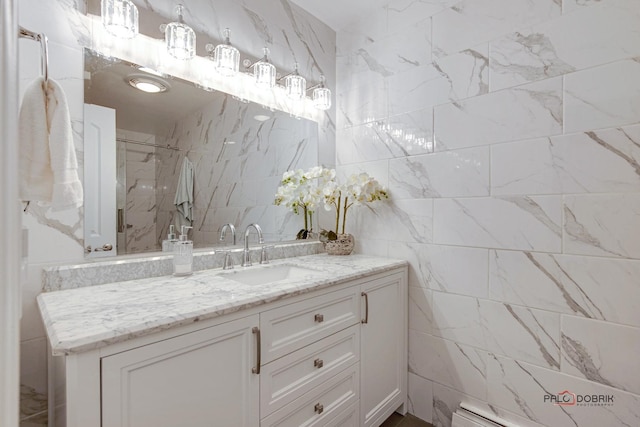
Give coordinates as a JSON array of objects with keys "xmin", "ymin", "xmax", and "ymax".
[{"xmin": 38, "ymin": 254, "xmax": 406, "ymax": 355}]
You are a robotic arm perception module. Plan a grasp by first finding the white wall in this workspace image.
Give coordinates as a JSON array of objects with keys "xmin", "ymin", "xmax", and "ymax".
[
  {"xmin": 17, "ymin": 0, "xmax": 335, "ymax": 424},
  {"xmin": 336, "ymin": 0, "xmax": 640, "ymax": 426},
  {"xmin": 1, "ymin": 0, "xmax": 22, "ymax": 426}
]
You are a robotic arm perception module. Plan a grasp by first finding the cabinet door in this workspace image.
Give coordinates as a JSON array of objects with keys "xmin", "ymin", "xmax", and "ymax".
[
  {"xmin": 360, "ymin": 271, "xmax": 407, "ymax": 427},
  {"xmin": 102, "ymin": 316, "xmax": 260, "ymax": 427}
]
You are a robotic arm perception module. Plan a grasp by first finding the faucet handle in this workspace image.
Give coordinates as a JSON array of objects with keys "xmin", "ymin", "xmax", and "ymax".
[
  {"xmin": 215, "ymin": 250, "xmax": 234, "ymax": 270},
  {"xmin": 260, "ymin": 245, "xmax": 275, "ymax": 264}
]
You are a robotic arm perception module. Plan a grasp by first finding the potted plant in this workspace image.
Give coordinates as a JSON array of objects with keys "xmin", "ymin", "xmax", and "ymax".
[{"xmin": 321, "ymin": 172, "xmax": 388, "ymax": 255}]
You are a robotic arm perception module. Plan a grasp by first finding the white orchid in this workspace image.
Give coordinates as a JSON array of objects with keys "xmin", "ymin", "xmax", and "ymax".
[
  {"xmin": 274, "ymin": 166, "xmax": 336, "ymax": 234},
  {"xmin": 321, "ymin": 172, "xmax": 388, "ymax": 236}
]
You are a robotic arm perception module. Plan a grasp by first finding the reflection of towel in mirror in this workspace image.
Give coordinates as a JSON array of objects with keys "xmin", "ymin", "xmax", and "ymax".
[
  {"xmin": 19, "ymin": 77, "xmax": 83, "ymax": 210},
  {"xmin": 174, "ymin": 156, "xmax": 194, "ymax": 226}
]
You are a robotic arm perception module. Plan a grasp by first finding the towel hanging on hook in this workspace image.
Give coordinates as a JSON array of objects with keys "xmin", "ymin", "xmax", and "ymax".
[
  {"xmin": 19, "ymin": 27, "xmax": 49, "ymax": 213},
  {"xmin": 18, "ymin": 26, "xmax": 83, "ymax": 212}
]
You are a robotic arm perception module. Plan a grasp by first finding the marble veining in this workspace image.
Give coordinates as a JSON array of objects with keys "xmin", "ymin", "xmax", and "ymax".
[
  {"xmin": 490, "ymin": 31, "xmax": 575, "ymax": 90},
  {"xmin": 561, "ymin": 316, "xmax": 640, "ymax": 395},
  {"xmin": 561, "ymin": 334, "xmax": 614, "ymax": 388},
  {"xmin": 20, "ymin": 384, "xmax": 47, "ymax": 422},
  {"xmin": 563, "ymin": 194, "xmax": 640, "ymax": 259},
  {"xmin": 490, "ymin": 250, "xmax": 640, "ymax": 328},
  {"xmin": 38, "ymin": 254, "xmax": 406, "ymax": 355},
  {"xmin": 487, "ymin": 354, "xmax": 640, "ymax": 427}
]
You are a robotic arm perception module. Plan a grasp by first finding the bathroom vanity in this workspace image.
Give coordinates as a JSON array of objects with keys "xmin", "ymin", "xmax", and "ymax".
[{"xmin": 38, "ymin": 254, "xmax": 408, "ymax": 427}]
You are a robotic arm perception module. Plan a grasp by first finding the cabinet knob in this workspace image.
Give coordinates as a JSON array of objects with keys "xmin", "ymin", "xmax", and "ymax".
[
  {"xmin": 314, "ymin": 403, "xmax": 324, "ymax": 414},
  {"xmin": 314, "ymin": 358, "xmax": 324, "ymax": 369},
  {"xmin": 314, "ymin": 313, "xmax": 324, "ymax": 323}
]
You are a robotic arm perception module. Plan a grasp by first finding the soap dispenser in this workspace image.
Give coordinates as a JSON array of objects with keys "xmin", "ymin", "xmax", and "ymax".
[
  {"xmin": 173, "ymin": 225, "xmax": 193, "ymax": 276},
  {"xmin": 162, "ymin": 225, "xmax": 178, "ymax": 252}
]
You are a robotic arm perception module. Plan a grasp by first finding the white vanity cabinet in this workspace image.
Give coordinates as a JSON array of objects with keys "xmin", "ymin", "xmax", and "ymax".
[
  {"xmin": 101, "ymin": 315, "xmax": 260, "ymax": 427},
  {"xmin": 360, "ymin": 273, "xmax": 407, "ymax": 427},
  {"xmin": 59, "ymin": 266, "xmax": 407, "ymax": 427}
]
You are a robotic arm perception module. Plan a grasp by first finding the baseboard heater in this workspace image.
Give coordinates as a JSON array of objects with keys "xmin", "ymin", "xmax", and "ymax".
[{"xmin": 451, "ymin": 403, "xmax": 514, "ymax": 427}]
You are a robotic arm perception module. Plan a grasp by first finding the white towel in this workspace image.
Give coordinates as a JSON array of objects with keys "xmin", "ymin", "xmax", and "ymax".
[
  {"xmin": 174, "ymin": 156, "xmax": 194, "ymax": 226},
  {"xmin": 19, "ymin": 77, "xmax": 83, "ymax": 211}
]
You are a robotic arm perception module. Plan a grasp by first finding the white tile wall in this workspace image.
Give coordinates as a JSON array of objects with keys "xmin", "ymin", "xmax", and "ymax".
[
  {"xmin": 434, "ymin": 77, "xmax": 563, "ymax": 152},
  {"xmin": 564, "ymin": 59, "xmax": 640, "ymax": 134},
  {"xmin": 489, "ymin": 1, "xmax": 640, "ymax": 91},
  {"xmin": 433, "ymin": 196, "xmax": 562, "ymax": 252},
  {"xmin": 408, "ymin": 373, "xmax": 434, "ymax": 423},
  {"xmin": 337, "ymin": 0, "xmax": 640, "ymax": 424},
  {"xmin": 487, "ymin": 354, "xmax": 640, "ymax": 427},
  {"xmin": 561, "ymin": 317, "xmax": 640, "ymax": 395},
  {"xmin": 489, "ymin": 250, "xmax": 640, "ymax": 327}
]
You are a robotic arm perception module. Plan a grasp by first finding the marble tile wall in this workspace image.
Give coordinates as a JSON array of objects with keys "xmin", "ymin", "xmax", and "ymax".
[
  {"xmin": 336, "ymin": 0, "xmax": 640, "ymax": 426},
  {"xmin": 17, "ymin": 0, "xmax": 336, "ymax": 424},
  {"xmin": 155, "ymin": 95, "xmax": 320, "ymax": 247}
]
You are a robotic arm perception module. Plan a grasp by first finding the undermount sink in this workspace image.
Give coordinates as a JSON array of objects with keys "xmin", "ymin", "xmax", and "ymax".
[{"xmin": 222, "ymin": 264, "xmax": 323, "ymax": 286}]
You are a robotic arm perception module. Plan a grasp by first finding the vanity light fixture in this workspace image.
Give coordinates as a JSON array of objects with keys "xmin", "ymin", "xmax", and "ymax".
[
  {"xmin": 163, "ymin": 4, "xmax": 196, "ymax": 60},
  {"xmin": 309, "ymin": 75, "xmax": 331, "ymax": 110},
  {"xmin": 283, "ymin": 63, "xmax": 306, "ymax": 101},
  {"xmin": 127, "ymin": 74, "xmax": 170, "ymax": 93},
  {"xmin": 206, "ymin": 28, "xmax": 239, "ymax": 76},
  {"xmin": 101, "ymin": 0, "xmax": 138, "ymax": 39},
  {"xmin": 248, "ymin": 47, "xmax": 276, "ymax": 89}
]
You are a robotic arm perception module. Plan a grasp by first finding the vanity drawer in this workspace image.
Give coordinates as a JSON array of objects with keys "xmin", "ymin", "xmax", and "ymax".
[
  {"xmin": 260, "ymin": 287, "xmax": 360, "ymax": 363},
  {"xmin": 260, "ymin": 364, "xmax": 359, "ymax": 427},
  {"xmin": 261, "ymin": 325, "xmax": 359, "ymax": 417}
]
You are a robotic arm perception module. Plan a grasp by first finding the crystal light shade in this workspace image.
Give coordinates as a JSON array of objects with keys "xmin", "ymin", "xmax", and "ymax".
[
  {"xmin": 313, "ymin": 87, "xmax": 331, "ymax": 110},
  {"xmin": 285, "ymin": 63, "xmax": 306, "ymax": 100},
  {"xmin": 254, "ymin": 47, "xmax": 276, "ymax": 89},
  {"xmin": 312, "ymin": 75, "xmax": 331, "ymax": 110},
  {"xmin": 101, "ymin": 0, "xmax": 138, "ymax": 39},
  {"xmin": 211, "ymin": 28, "xmax": 239, "ymax": 76},
  {"xmin": 165, "ymin": 5, "xmax": 195, "ymax": 60}
]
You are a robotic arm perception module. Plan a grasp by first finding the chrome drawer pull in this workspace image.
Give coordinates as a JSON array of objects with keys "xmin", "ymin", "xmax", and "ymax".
[
  {"xmin": 314, "ymin": 313, "xmax": 324, "ymax": 323},
  {"xmin": 361, "ymin": 292, "xmax": 369, "ymax": 324},
  {"xmin": 314, "ymin": 358, "xmax": 324, "ymax": 369},
  {"xmin": 251, "ymin": 327, "xmax": 261, "ymax": 374},
  {"xmin": 314, "ymin": 403, "xmax": 324, "ymax": 414}
]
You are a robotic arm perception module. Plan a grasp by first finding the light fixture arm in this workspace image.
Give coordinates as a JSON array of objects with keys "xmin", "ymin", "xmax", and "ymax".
[
  {"xmin": 277, "ymin": 62, "xmax": 301, "ymax": 83},
  {"xmin": 243, "ymin": 47, "xmax": 272, "ymax": 71},
  {"xmin": 175, "ymin": 4, "xmax": 185, "ymax": 23},
  {"xmin": 306, "ymin": 75, "xmax": 327, "ymax": 92}
]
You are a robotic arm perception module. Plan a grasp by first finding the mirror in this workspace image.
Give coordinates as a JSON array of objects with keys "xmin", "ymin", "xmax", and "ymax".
[{"xmin": 84, "ymin": 49, "xmax": 319, "ymax": 256}]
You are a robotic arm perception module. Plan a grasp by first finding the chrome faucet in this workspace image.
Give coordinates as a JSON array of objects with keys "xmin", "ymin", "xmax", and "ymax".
[
  {"xmin": 219, "ymin": 223, "xmax": 236, "ymax": 245},
  {"xmin": 242, "ymin": 223, "xmax": 264, "ymax": 267}
]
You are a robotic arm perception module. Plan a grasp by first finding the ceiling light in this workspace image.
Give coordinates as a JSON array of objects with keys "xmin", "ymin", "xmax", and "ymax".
[
  {"xmin": 312, "ymin": 75, "xmax": 331, "ymax": 110},
  {"xmin": 127, "ymin": 74, "xmax": 170, "ymax": 93},
  {"xmin": 284, "ymin": 63, "xmax": 306, "ymax": 101},
  {"xmin": 101, "ymin": 0, "xmax": 138, "ymax": 39},
  {"xmin": 206, "ymin": 28, "xmax": 239, "ymax": 77},
  {"xmin": 164, "ymin": 4, "xmax": 195, "ymax": 60},
  {"xmin": 254, "ymin": 47, "xmax": 276, "ymax": 89}
]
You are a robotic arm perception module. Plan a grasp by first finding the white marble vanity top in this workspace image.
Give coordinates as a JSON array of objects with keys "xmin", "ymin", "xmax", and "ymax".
[{"xmin": 37, "ymin": 254, "xmax": 406, "ymax": 355}]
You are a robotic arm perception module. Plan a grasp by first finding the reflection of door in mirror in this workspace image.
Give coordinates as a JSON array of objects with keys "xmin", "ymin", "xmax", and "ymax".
[
  {"xmin": 116, "ymin": 130, "xmax": 162, "ymax": 254},
  {"xmin": 84, "ymin": 104, "xmax": 117, "ymax": 258}
]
